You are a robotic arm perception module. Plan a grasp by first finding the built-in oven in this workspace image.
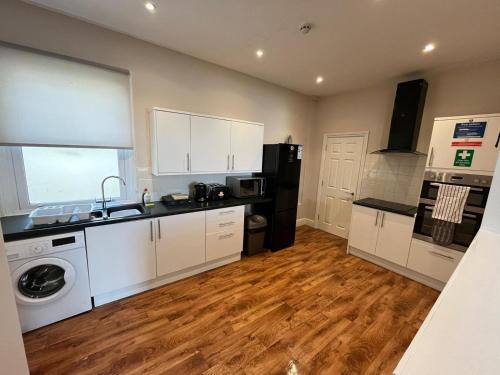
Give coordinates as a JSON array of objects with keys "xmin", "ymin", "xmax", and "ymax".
[{"xmin": 413, "ymin": 171, "xmax": 492, "ymax": 251}]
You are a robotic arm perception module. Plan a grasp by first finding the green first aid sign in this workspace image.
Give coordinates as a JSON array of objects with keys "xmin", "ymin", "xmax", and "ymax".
[{"xmin": 454, "ymin": 149, "xmax": 474, "ymax": 167}]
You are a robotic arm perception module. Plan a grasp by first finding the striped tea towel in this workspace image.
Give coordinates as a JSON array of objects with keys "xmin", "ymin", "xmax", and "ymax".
[{"xmin": 431, "ymin": 183, "xmax": 470, "ymax": 224}]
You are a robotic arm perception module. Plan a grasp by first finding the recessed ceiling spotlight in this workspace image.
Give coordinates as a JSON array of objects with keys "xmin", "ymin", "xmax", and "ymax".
[
  {"xmin": 316, "ymin": 76, "xmax": 324, "ymax": 84},
  {"xmin": 256, "ymin": 49, "xmax": 264, "ymax": 58},
  {"xmin": 422, "ymin": 43, "xmax": 436, "ymax": 54},
  {"xmin": 145, "ymin": 2, "xmax": 156, "ymax": 12}
]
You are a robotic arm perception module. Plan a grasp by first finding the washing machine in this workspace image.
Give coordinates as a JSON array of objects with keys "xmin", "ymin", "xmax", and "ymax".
[{"xmin": 5, "ymin": 231, "xmax": 92, "ymax": 333}]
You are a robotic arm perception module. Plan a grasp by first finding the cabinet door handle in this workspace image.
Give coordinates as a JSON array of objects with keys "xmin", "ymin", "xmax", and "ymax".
[
  {"xmin": 227, "ymin": 154, "xmax": 230, "ymax": 170},
  {"xmin": 428, "ymin": 147, "xmax": 434, "ymax": 167},
  {"xmin": 186, "ymin": 153, "xmax": 190, "ymax": 171},
  {"xmin": 375, "ymin": 211, "xmax": 379, "ymax": 226},
  {"xmin": 495, "ymin": 131, "xmax": 500, "ymax": 148},
  {"xmin": 219, "ymin": 210, "xmax": 235, "ymax": 215},
  {"xmin": 380, "ymin": 212, "xmax": 385, "ymax": 228},
  {"xmin": 219, "ymin": 221, "xmax": 235, "ymax": 227},
  {"xmin": 150, "ymin": 221, "xmax": 153, "ymax": 242},
  {"xmin": 429, "ymin": 250, "xmax": 455, "ymax": 261},
  {"xmin": 219, "ymin": 233, "xmax": 234, "ymax": 240},
  {"xmin": 232, "ymin": 155, "xmax": 235, "ymax": 170},
  {"xmin": 157, "ymin": 219, "xmax": 161, "ymax": 239}
]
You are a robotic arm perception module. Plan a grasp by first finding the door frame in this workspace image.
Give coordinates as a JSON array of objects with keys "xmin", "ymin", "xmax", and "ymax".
[{"xmin": 314, "ymin": 131, "xmax": 369, "ymax": 232}]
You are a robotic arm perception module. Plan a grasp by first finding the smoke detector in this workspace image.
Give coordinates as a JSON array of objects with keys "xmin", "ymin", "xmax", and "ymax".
[{"xmin": 299, "ymin": 23, "xmax": 312, "ymax": 34}]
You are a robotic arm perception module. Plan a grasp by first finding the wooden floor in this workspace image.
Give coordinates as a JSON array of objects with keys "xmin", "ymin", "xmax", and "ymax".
[{"xmin": 23, "ymin": 226, "xmax": 439, "ymax": 375}]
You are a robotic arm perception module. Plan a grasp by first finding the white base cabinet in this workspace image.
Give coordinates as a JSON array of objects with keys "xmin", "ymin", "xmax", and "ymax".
[
  {"xmin": 349, "ymin": 204, "xmax": 465, "ymax": 287},
  {"xmin": 348, "ymin": 205, "xmax": 379, "ymax": 254},
  {"xmin": 375, "ymin": 211, "xmax": 414, "ymax": 266},
  {"xmin": 156, "ymin": 212, "xmax": 206, "ymax": 276},
  {"xmin": 407, "ymin": 238, "xmax": 464, "ymax": 283},
  {"xmin": 86, "ymin": 220, "xmax": 157, "ymax": 297},
  {"xmin": 349, "ymin": 205, "xmax": 414, "ymax": 267},
  {"xmin": 85, "ymin": 206, "xmax": 245, "ymax": 305},
  {"xmin": 206, "ymin": 206, "xmax": 244, "ymax": 262}
]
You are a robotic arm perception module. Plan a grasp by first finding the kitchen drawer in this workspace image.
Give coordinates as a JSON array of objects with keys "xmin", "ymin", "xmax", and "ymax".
[
  {"xmin": 407, "ymin": 238, "xmax": 464, "ymax": 283},
  {"xmin": 206, "ymin": 226, "xmax": 244, "ymax": 262},
  {"xmin": 206, "ymin": 215, "xmax": 243, "ymax": 234},
  {"xmin": 206, "ymin": 206, "xmax": 245, "ymax": 226},
  {"xmin": 206, "ymin": 205, "xmax": 244, "ymax": 223}
]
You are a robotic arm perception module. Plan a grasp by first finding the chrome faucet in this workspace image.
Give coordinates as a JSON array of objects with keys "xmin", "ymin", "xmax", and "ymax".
[{"xmin": 101, "ymin": 176, "xmax": 126, "ymax": 211}]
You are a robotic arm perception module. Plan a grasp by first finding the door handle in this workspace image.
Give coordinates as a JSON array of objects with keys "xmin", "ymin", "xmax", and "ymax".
[
  {"xmin": 219, "ymin": 233, "xmax": 234, "ymax": 240},
  {"xmin": 232, "ymin": 155, "xmax": 235, "ymax": 170},
  {"xmin": 227, "ymin": 154, "xmax": 230, "ymax": 170},
  {"xmin": 186, "ymin": 153, "xmax": 190, "ymax": 171},
  {"xmin": 430, "ymin": 250, "xmax": 455, "ymax": 261},
  {"xmin": 375, "ymin": 211, "xmax": 379, "ymax": 226},
  {"xmin": 219, "ymin": 221, "xmax": 235, "ymax": 227},
  {"xmin": 381, "ymin": 212, "xmax": 385, "ymax": 227},
  {"xmin": 150, "ymin": 221, "xmax": 153, "ymax": 242},
  {"xmin": 157, "ymin": 219, "xmax": 161, "ymax": 240},
  {"xmin": 495, "ymin": 131, "xmax": 500, "ymax": 148}
]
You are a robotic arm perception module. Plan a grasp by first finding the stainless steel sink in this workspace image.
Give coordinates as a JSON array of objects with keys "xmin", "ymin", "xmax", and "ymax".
[
  {"xmin": 106, "ymin": 204, "xmax": 146, "ymax": 219},
  {"xmin": 90, "ymin": 204, "xmax": 146, "ymax": 220}
]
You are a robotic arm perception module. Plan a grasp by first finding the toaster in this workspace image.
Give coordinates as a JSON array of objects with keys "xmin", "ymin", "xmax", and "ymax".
[{"xmin": 206, "ymin": 183, "xmax": 230, "ymax": 201}]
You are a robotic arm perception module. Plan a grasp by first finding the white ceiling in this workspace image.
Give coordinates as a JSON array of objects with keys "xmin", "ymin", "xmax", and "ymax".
[{"xmin": 25, "ymin": 0, "xmax": 500, "ymax": 96}]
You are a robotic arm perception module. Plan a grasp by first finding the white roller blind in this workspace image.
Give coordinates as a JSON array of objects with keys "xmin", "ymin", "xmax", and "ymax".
[{"xmin": 0, "ymin": 44, "xmax": 133, "ymax": 149}]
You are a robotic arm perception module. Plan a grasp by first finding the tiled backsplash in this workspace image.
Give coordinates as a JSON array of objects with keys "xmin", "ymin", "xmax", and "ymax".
[{"xmin": 359, "ymin": 154, "xmax": 426, "ymax": 206}]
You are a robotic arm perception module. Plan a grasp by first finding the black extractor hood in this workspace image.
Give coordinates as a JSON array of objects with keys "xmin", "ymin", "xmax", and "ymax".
[{"xmin": 373, "ymin": 79, "xmax": 428, "ymax": 154}]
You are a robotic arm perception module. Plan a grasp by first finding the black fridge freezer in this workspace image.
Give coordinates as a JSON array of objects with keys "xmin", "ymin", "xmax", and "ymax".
[{"xmin": 259, "ymin": 143, "xmax": 302, "ymax": 251}]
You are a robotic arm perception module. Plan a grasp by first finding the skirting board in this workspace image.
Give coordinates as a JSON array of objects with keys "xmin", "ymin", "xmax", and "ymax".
[
  {"xmin": 296, "ymin": 218, "xmax": 315, "ymax": 227},
  {"xmin": 349, "ymin": 246, "xmax": 445, "ymax": 291},
  {"xmin": 93, "ymin": 253, "xmax": 241, "ymax": 307}
]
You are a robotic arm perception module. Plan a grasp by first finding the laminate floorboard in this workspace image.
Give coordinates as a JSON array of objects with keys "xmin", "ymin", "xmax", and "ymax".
[{"xmin": 23, "ymin": 226, "xmax": 439, "ymax": 375}]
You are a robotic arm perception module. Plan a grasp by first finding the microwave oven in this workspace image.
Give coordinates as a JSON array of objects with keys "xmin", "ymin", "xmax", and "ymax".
[{"xmin": 226, "ymin": 176, "xmax": 265, "ymax": 198}]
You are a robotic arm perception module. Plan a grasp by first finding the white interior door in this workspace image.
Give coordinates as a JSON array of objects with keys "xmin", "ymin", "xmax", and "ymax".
[{"xmin": 317, "ymin": 136, "xmax": 364, "ymax": 238}]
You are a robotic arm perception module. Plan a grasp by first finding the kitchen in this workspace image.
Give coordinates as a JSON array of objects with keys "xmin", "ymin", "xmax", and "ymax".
[{"xmin": 2, "ymin": 1, "xmax": 500, "ymax": 374}]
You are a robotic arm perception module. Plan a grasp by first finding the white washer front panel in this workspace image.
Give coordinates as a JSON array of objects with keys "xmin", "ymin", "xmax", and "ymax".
[
  {"xmin": 8, "ymin": 246, "xmax": 91, "ymax": 332},
  {"xmin": 12, "ymin": 257, "xmax": 76, "ymax": 306}
]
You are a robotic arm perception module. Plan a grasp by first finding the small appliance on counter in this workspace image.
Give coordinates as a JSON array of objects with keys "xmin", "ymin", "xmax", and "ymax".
[
  {"xmin": 226, "ymin": 176, "xmax": 265, "ymax": 198},
  {"xmin": 161, "ymin": 193, "xmax": 192, "ymax": 206},
  {"xmin": 192, "ymin": 183, "xmax": 207, "ymax": 203},
  {"xmin": 206, "ymin": 183, "xmax": 230, "ymax": 201}
]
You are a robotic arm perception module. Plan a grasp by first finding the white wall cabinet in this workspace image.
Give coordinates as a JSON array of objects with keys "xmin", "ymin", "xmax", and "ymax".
[
  {"xmin": 85, "ymin": 219, "xmax": 157, "ymax": 297},
  {"xmin": 349, "ymin": 205, "xmax": 415, "ymax": 266},
  {"xmin": 151, "ymin": 110, "xmax": 190, "ymax": 175},
  {"xmin": 230, "ymin": 121, "xmax": 264, "ymax": 172},
  {"xmin": 150, "ymin": 108, "xmax": 264, "ymax": 175},
  {"xmin": 427, "ymin": 115, "xmax": 500, "ymax": 172},
  {"xmin": 190, "ymin": 116, "xmax": 231, "ymax": 173},
  {"xmin": 155, "ymin": 212, "xmax": 206, "ymax": 276}
]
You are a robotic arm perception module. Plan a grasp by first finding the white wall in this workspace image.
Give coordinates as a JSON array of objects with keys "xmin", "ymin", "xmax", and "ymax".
[
  {"xmin": 0, "ymin": 0, "xmax": 315, "ymax": 218},
  {"xmin": 483, "ymin": 153, "xmax": 500, "ymax": 233},
  {"xmin": 0, "ymin": 227, "xmax": 29, "ymax": 374},
  {"xmin": 303, "ymin": 59, "xmax": 500, "ymax": 218}
]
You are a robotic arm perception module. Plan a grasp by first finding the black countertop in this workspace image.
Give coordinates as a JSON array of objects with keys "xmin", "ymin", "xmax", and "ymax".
[
  {"xmin": 353, "ymin": 198, "xmax": 417, "ymax": 217},
  {"xmin": 1, "ymin": 196, "xmax": 272, "ymax": 242}
]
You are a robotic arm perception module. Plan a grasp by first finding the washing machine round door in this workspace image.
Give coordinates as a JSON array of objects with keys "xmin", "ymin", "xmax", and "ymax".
[{"xmin": 12, "ymin": 257, "xmax": 76, "ymax": 305}]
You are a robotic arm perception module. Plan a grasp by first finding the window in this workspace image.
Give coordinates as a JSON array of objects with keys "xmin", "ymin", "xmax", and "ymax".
[
  {"xmin": 0, "ymin": 146, "xmax": 133, "ymax": 213},
  {"xmin": 22, "ymin": 147, "xmax": 123, "ymax": 205}
]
